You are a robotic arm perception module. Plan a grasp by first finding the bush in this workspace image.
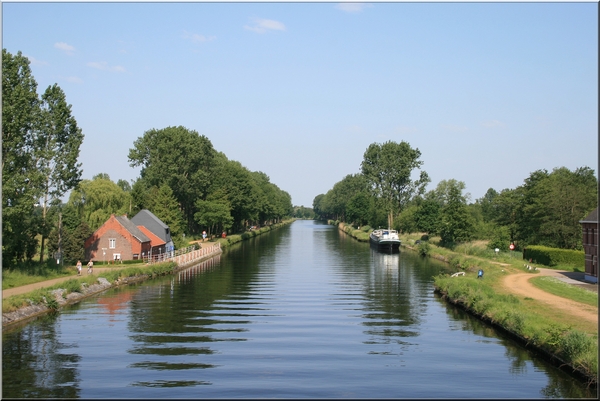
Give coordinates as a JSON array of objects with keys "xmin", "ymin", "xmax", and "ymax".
[
  {"xmin": 417, "ymin": 241, "xmax": 431, "ymax": 257},
  {"xmin": 561, "ymin": 331, "xmax": 594, "ymax": 362},
  {"xmin": 523, "ymin": 245, "xmax": 584, "ymax": 267}
]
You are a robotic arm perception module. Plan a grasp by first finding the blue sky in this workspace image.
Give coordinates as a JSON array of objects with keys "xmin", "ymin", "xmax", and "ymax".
[{"xmin": 2, "ymin": 1, "xmax": 597, "ymax": 207}]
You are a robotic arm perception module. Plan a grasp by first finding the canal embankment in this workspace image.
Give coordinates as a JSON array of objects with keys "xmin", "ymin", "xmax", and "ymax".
[
  {"xmin": 2, "ymin": 220, "xmax": 296, "ymax": 330},
  {"xmin": 334, "ymin": 221, "xmax": 598, "ymax": 386}
]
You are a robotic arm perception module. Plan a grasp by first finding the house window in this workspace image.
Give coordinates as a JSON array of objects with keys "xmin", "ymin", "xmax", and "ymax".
[{"xmin": 109, "ymin": 238, "xmax": 116, "ymax": 249}]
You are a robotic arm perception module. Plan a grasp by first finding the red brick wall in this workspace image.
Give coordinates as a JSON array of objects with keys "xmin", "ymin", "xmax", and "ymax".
[{"xmin": 85, "ymin": 215, "xmax": 151, "ymax": 261}]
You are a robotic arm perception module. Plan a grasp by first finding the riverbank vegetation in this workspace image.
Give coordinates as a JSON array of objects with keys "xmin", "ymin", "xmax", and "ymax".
[
  {"xmin": 3, "ymin": 219, "xmax": 293, "ymax": 318},
  {"xmin": 2, "ymin": 261, "xmax": 176, "ymax": 314},
  {"xmin": 336, "ymin": 223, "xmax": 597, "ymax": 382},
  {"xmin": 314, "ymin": 141, "xmax": 596, "ymax": 256},
  {"xmin": 405, "ymin": 234, "xmax": 598, "ymax": 383},
  {"xmin": 3, "ymin": 48, "xmax": 302, "ymax": 273}
]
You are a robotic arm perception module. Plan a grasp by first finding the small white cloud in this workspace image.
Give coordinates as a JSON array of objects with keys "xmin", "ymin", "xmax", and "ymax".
[
  {"xmin": 182, "ymin": 31, "xmax": 216, "ymax": 43},
  {"xmin": 244, "ymin": 18, "xmax": 286, "ymax": 34},
  {"xmin": 65, "ymin": 76, "xmax": 83, "ymax": 84},
  {"xmin": 481, "ymin": 119, "xmax": 504, "ymax": 128},
  {"xmin": 24, "ymin": 55, "xmax": 48, "ymax": 66},
  {"xmin": 87, "ymin": 61, "xmax": 126, "ymax": 73},
  {"xmin": 54, "ymin": 42, "xmax": 75, "ymax": 55},
  {"xmin": 441, "ymin": 124, "xmax": 469, "ymax": 132},
  {"xmin": 336, "ymin": 3, "xmax": 373, "ymax": 13}
]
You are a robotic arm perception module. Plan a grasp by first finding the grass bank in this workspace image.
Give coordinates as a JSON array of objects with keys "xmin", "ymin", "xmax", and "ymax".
[
  {"xmin": 210, "ymin": 218, "xmax": 297, "ymax": 249},
  {"xmin": 3, "ymin": 220, "xmax": 294, "ymax": 319},
  {"xmin": 2, "ymin": 261, "xmax": 177, "ymax": 314},
  {"xmin": 334, "ymin": 225, "xmax": 598, "ymax": 383},
  {"xmin": 398, "ymin": 233, "xmax": 597, "ymax": 384}
]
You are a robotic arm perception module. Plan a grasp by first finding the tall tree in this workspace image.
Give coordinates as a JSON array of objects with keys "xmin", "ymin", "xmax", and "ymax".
[
  {"xmin": 147, "ymin": 184, "xmax": 185, "ymax": 238},
  {"xmin": 361, "ymin": 141, "xmax": 429, "ymax": 229},
  {"xmin": 128, "ymin": 126, "xmax": 216, "ymax": 234},
  {"xmin": 437, "ymin": 180, "xmax": 475, "ymax": 244},
  {"xmin": 36, "ymin": 84, "xmax": 84, "ymax": 263},
  {"xmin": 2, "ymin": 49, "xmax": 43, "ymax": 267}
]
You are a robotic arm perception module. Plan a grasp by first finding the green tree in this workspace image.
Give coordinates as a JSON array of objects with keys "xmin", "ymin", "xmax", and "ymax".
[
  {"xmin": 210, "ymin": 154, "xmax": 260, "ymax": 231},
  {"xmin": 128, "ymin": 126, "xmax": 216, "ymax": 234},
  {"xmin": 476, "ymin": 188, "xmax": 499, "ymax": 223},
  {"xmin": 147, "ymin": 184, "xmax": 185, "ymax": 238},
  {"xmin": 396, "ymin": 204, "xmax": 419, "ymax": 233},
  {"xmin": 36, "ymin": 84, "xmax": 84, "ymax": 263},
  {"xmin": 2, "ymin": 49, "xmax": 43, "ymax": 267},
  {"xmin": 194, "ymin": 198, "xmax": 233, "ymax": 236},
  {"xmin": 47, "ymin": 204, "xmax": 92, "ymax": 264},
  {"xmin": 437, "ymin": 180, "xmax": 475, "ymax": 244},
  {"xmin": 361, "ymin": 141, "xmax": 429, "ymax": 229},
  {"xmin": 537, "ymin": 167, "xmax": 597, "ymax": 249},
  {"xmin": 414, "ymin": 197, "xmax": 441, "ymax": 235},
  {"xmin": 68, "ymin": 175, "xmax": 130, "ymax": 231},
  {"xmin": 346, "ymin": 191, "xmax": 373, "ymax": 226}
]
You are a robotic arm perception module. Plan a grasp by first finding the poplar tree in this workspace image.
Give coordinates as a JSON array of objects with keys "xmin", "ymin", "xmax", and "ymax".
[
  {"xmin": 36, "ymin": 84, "xmax": 84, "ymax": 262},
  {"xmin": 361, "ymin": 141, "xmax": 429, "ymax": 229},
  {"xmin": 2, "ymin": 49, "xmax": 43, "ymax": 266}
]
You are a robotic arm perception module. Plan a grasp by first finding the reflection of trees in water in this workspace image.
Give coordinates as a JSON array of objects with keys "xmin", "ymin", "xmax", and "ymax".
[
  {"xmin": 439, "ymin": 298, "xmax": 595, "ymax": 398},
  {"xmin": 2, "ymin": 315, "xmax": 81, "ymax": 398},
  {"xmin": 123, "ymin": 238, "xmax": 274, "ymax": 388}
]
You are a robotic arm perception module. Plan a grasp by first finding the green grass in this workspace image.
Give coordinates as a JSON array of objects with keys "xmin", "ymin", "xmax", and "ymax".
[
  {"xmin": 2, "ymin": 265, "xmax": 75, "ymax": 290},
  {"xmin": 530, "ymin": 276, "xmax": 598, "ymax": 307},
  {"xmin": 434, "ymin": 273, "xmax": 598, "ymax": 379}
]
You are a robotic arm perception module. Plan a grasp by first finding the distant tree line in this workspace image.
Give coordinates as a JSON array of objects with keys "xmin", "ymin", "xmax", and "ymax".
[
  {"xmin": 314, "ymin": 140, "xmax": 597, "ymax": 251},
  {"xmin": 2, "ymin": 49, "xmax": 294, "ymax": 269}
]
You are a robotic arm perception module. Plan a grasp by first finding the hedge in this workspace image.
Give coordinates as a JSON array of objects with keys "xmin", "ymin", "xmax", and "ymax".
[{"xmin": 523, "ymin": 245, "xmax": 584, "ymax": 267}]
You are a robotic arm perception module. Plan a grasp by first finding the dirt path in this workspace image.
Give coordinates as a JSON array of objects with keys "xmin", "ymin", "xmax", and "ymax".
[
  {"xmin": 2, "ymin": 265, "xmax": 132, "ymax": 299},
  {"xmin": 501, "ymin": 268, "xmax": 598, "ymax": 324}
]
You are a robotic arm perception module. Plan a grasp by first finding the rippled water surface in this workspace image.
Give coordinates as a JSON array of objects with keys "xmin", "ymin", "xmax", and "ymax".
[{"xmin": 2, "ymin": 220, "xmax": 594, "ymax": 398}]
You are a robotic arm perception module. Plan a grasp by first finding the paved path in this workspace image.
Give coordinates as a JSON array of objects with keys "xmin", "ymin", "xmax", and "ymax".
[{"xmin": 2, "ymin": 265, "xmax": 133, "ymax": 299}]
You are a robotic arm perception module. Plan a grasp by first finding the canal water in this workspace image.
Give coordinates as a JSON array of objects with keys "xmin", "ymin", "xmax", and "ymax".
[{"xmin": 2, "ymin": 220, "xmax": 594, "ymax": 398}]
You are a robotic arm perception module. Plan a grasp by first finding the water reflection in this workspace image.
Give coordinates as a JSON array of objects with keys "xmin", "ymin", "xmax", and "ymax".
[
  {"xmin": 2, "ymin": 316, "xmax": 81, "ymax": 398},
  {"xmin": 2, "ymin": 220, "xmax": 595, "ymax": 398}
]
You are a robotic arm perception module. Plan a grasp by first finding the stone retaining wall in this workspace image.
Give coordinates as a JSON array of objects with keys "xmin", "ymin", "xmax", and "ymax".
[{"xmin": 3, "ymin": 247, "xmax": 223, "ymax": 330}]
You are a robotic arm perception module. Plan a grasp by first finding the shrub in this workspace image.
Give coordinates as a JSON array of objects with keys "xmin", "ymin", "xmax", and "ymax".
[
  {"xmin": 417, "ymin": 241, "xmax": 431, "ymax": 257},
  {"xmin": 561, "ymin": 331, "xmax": 594, "ymax": 362},
  {"xmin": 62, "ymin": 279, "xmax": 83, "ymax": 294},
  {"xmin": 523, "ymin": 245, "xmax": 584, "ymax": 267}
]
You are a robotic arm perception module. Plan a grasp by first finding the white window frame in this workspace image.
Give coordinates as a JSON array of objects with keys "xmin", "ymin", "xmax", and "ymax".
[{"xmin": 109, "ymin": 238, "xmax": 116, "ymax": 249}]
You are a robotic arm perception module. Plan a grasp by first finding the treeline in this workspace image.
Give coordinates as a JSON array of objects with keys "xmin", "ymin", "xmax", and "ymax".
[
  {"xmin": 314, "ymin": 140, "xmax": 597, "ymax": 251},
  {"xmin": 2, "ymin": 49, "xmax": 293, "ymax": 269}
]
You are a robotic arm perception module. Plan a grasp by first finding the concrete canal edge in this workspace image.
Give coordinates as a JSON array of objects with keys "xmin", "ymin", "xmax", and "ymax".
[
  {"xmin": 2, "ymin": 220, "xmax": 296, "ymax": 331},
  {"xmin": 334, "ymin": 221, "xmax": 597, "ymax": 387},
  {"xmin": 2, "ymin": 246, "xmax": 223, "ymax": 331}
]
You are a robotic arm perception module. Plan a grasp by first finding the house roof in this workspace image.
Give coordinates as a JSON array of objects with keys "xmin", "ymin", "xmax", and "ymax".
[
  {"xmin": 132, "ymin": 209, "xmax": 168, "ymax": 229},
  {"xmin": 115, "ymin": 215, "xmax": 151, "ymax": 243},
  {"xmin": 580, "ymin": 207, "xmax": 598, "ymax": 224},
  {"xmin": 137, "ymin": 225, "xmax": 166, "ymax": 247}
]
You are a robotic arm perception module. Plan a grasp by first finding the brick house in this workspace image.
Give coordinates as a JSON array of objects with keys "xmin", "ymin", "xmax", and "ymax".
[
  {"xmin": 85, "ymin": 214, "xmax": 166, "ymax": 262},
  {"xmin": 580, "ymin": 207, "xmax": 598, "ymax": 283}
]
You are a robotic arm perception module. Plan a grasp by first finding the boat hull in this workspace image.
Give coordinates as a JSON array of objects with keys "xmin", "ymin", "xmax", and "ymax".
[
  {"xmin": 370, "ymin": 238, "xmax": 401, "ymax": 252},
  {"xmin": 369, "ymin": 229, "xmax": 401, "ymax": 252}
]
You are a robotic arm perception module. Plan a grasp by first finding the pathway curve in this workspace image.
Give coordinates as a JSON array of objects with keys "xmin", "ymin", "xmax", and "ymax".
[{"xmin": 500, "ymin": 267, "xmax": 598, "ymax": 324}]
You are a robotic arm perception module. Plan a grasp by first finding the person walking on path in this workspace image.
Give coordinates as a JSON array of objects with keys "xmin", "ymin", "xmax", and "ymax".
[
  {"xmin": 76, "ymin": 260, "xmax": 82, "ymax": 276},
  {"xmin": 87, "ymin": 260, "xmax": 94, "ymax": 274}
]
